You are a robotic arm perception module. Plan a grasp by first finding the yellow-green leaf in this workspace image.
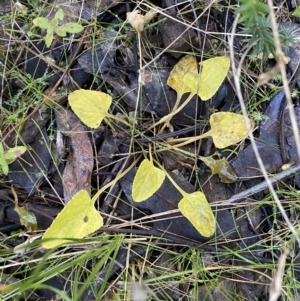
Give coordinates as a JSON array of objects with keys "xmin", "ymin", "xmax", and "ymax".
[
  {"xmin": 68, "ymin": 90, "xmax": 112, "ymax": 128},
  {"xmin": 55, "ymin": 26, "xmax": 67, "ymax": 37},
  {"xmin": 42, "ymin": 190, "xmax": 103, "ymax": 249},
  {"xmin": 167, "ymin": 55, "xmax": 198, "ymax": 95},
  {"xmin": 55, "ymin": 8, "xmax": 64, "ymax": 21},
  {"xmin": 201, "ymin": 112, "xmax": 253, "ymax": 149},
  {"xmin": 132, "ymin": 159, "xmax": 165, "ymax": 202},
  {"xmin": 199, "ymin": 155, "xmax": 237, "ymax": 183},
  {"xmin": 0, "ymin": 159, "xmax": 8, "ymax": 175},
  {"xmin": 14, "ymin": 206, "xmax": 37, "ymax": 232},
  {"xmin": 33, "ymin": 17, "xmax": 50, "ymax": 29},
  {"xmin": 0, "ymin": 142, "xmax": 8, "ymax": 175},
  {"xmin": 45, "ymin": 33, "xmax": 54, "ymax": 47},
  {"xmin": 292, "ymin": 6, "xmax": 300, "ymax": 18},
  {"xmin": 183, "ymin": 56, "xmax": 230, "ymax": 100},
  {"xmin": 178, "ymin": 192, "xmax": 216, "ymax": 237},
  {"xmin": 59, "ymin": 22, "xmax": 84, "ymax": 34},
  {"xmin": 13, "ymin": 185, "xmax": 37, "ymax": 232},
  {"xmin": 4, "ymin": 146, "xmax": 27, "ymax": 164}
]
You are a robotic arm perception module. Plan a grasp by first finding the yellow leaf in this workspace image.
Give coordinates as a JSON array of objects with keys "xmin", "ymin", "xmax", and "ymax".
[
  {"xmin": 132, "ymin": 159, "xmax": 165, "ymax": 202},
  {"xmin": 183, "ymin": 56, "xmax": 230, "ymax": 100},
  {"xmin": 14, "ymin": 206, "xmax": 37, "ymax": 232},
  {"xmin": 167, "ymin": 55, "xmax": 198, "ymax": 95},
  {"xmin": 181, "ymin": 72, "xmax": 200, "ymax": 96},
  {"xmin": 171, "ymin": 112, "xmax": 253, "ymax": 150},
  {"xmin": 68, "ymin": 90, "xmax": 112, "ymax": 129},
  {"xmin": 203, "ymin": 112, "xmax": 253, "ymax": 149},
  {"xmin": 42, "ymin": 190, "xmax": 103, "ymax": 249},
  {"xmin": 12, "ymin": 185, "xmax": 37, "ymax": 232},
  {"xmin": 178, "ymin": 192, "xmax": 216, "ymax": 237}
]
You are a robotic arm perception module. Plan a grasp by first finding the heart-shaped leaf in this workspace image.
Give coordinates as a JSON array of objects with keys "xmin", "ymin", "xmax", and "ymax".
[
  {"xmin": 167, "ymin": 55, "xmax": 198, "ymax": 96},
  {"xmin": 201, "ymin": 112, "xmax": 253, "ymax": 148},
  {"xmin": 178, "ymin": 192, "xmax": 216, "ymax": 237},
  {"xmin": 68, "ymin": 90, "xmax": 112, "ymax": 128},
  {"xmin": 42, "ymin": 190, "xmax": 103, "ymax": 249},
  {"xmin": 173, "ymin": 112, "xmax": 253, "ymax": 149},
  {"xmin": 132, "ymin": 159, "xmax": 165, "ymax": 202},
  {"xmin": 183, "ymin": 56, "xmax": 230, "ymax": 100}
]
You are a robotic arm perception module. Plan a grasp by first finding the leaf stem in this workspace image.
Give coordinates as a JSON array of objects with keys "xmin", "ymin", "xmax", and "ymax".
[
  {"xmin": 154, "ymin": 159, "xmax": 186, "ymax": 196},
  {"xmin": 105, "ymin": 113, "xmax": 132, "ymax": 128},
  {"xmin": 11, "ymin": 185, "xmax": 18, "ymax": 207},
  {"xmin": 152, "ymin": 132, "xmax": 211, "ymax": 152},
  {"xmin": 148, "ymin": 92, "xmax": 195, "ymax": 131},
  {"xmin": 92, "ymin": 157, "xmax": 140, "ymax": 203}
]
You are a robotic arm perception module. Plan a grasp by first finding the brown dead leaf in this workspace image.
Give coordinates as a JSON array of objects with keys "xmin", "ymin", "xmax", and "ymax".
[{"xmin": 55, "ymin": 107, "xmax": 94, "ymax": 204}]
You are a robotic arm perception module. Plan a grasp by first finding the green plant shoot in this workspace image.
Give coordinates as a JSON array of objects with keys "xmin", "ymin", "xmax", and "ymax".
[
  {"xmin": 0, "ymin": 142, "xmax": 27, "ymax": 175},
  {"xmin": 33, "ymin": 8, "xmax": 84, "ymax": 47}
]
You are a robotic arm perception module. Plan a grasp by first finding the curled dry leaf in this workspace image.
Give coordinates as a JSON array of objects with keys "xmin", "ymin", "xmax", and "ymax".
[
  {"xmin": 199, "ymin": 155, "xmax": 237, "ymax": 183},
  {"xmin": 13, "ymin": 1, "xmax": 28, "ymax": 14},
  {"xmin": 14, "ymin": 235, "xmax": 42, "ymax": 256},
  {"xmin": 269, "ymin": 245, "xmax": 290, "ymax": 301},
  {"xmin": 127, "ymin": 9, "xmax": 157, "ymax": 33}
]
